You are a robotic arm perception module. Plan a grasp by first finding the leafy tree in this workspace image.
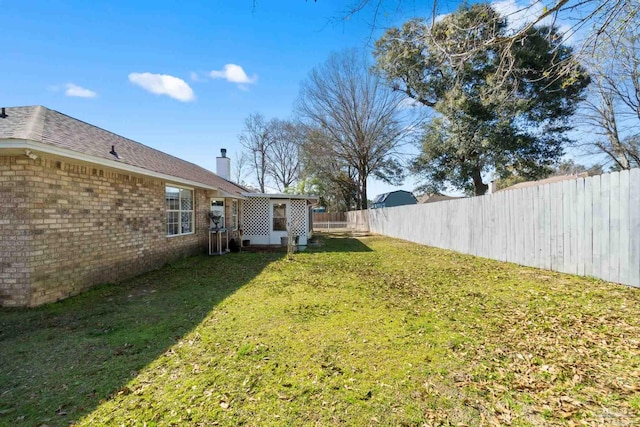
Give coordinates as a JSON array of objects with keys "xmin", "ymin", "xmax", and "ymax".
[
  {"xmin": 296, "ymin": 49, "xmax": 415, "ymax": 210},
  {"xmin": 298, "ymin": 126, "xmax": 359, "ymax": 212},
  {"xmin": 493, "ymin": 159, "xmax": 603, "ymax": 191},
  {"xmin": 374, "ymin": 4, "xmax": 589, "ymax": 195},
  {"xmin": 550, "ymin": 159, "xmax": 603, "ymax": 176},
  {"xmin": 341, "ymin": 0, "xmax": 638, "ymax": 82}
]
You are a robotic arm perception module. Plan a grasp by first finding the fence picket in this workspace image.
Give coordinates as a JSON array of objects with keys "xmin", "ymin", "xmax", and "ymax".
[
  {"xmin": 550, "ymin": 183, "xmax": 563, "ymax": 271},
  {"xmin": 583, "ymin": 178, "xmax": 593, "ymax": 277},
  {"xmin": 569, "ymin": 179, "xmax": 579, "ymax": 275},
  {"xmin": 576, "ymin": 178, "xmax": 585, "ymax": 276},
  {"xmin": 600, "ymin": 174, "xmax": 611, "ymax": 281},
  {"xmin": 609, "ymin": 172, "xmax": 621, "ymax": 283},
  {"xmin": 592, "ymin": 175, "xmax": 602, "ymax": 280},
  {"xmin": 629, "ymin": 169, "xmax": 640, "ymax": 287},
  {"xmin": 542, "ymin": 184, "xmax": 552, "ymax": 270},
  {"xmin": 619, "ymin": 170, "xmax": 630, "ymax": 284},
  {"xmin": 562, "ymin": 180, "xmax": 572, "ymax": 274}
]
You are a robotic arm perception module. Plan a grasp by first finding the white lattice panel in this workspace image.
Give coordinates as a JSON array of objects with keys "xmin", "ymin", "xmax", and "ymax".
[
  {"xmin": 291, "ymin": 199, "xmax": 307, "ymax": 236},
  {"xmin": 243, "ymin": 197, "xmax": 270, "ymax": 236}
]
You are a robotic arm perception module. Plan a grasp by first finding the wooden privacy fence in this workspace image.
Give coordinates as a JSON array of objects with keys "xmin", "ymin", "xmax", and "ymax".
[
  {"xmin": 312, "ymin": 212, "xmax": 346, "ymax": 222},
  {"xmin": 347, "ymin": 210, "xmax": 370, "ymax": 233},
  {"xmin": 347, "ymin": 168, "xmax": 640, "ymax": 287},
  {"xmin": 312, "ymin": 212, "xmax": 348, "ymax": 230}
]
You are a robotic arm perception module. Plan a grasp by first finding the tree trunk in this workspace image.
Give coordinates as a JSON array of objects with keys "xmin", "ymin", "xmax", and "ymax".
[
  {"xmin": 259, "ymin": 151, "xmax": 267, "ymax": 193},
  {"xmin": 472, "ymin": 168, "xmax": 488, "ymax": 196},
  {"xmin": 360, "ymin": 176, "xmax": 367, "ymax": 210},
  {"xmin": 600, "ymin": 92, "xmax": 631, "ymax": 170}
]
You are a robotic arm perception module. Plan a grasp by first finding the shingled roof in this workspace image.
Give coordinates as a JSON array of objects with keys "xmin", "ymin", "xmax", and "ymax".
[{"xmin": 0, "ymin": 105, "xmax": 247, "ymax": 196}]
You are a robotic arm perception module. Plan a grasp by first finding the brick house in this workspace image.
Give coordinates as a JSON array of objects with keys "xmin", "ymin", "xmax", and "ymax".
[{"xmin": 0, "ymin": 106, "xmax": 315, "ymax": 307}]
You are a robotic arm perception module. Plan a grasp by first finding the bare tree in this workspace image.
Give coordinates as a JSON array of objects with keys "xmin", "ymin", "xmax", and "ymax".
[
  {"xmin": 296, "ymin": 49, "xmax": 415, "ymax": 210},
  {"xmin": 232, "ymin": 151, "xmax": 251, "ymax": 185},
  {"xmin": 582, "ymin": 89, "xmax": 638, "ymax": 169},
  {"xmin": 267, "ymin": 119, "xmax": 303, "ymax": 191},
  {"xmin": 238, "ymin": 113, "xmax": 273, "ymax": 193},
  {"xmin": 578, "ymin": 14, "xmax": 640, "ymax": 169}
]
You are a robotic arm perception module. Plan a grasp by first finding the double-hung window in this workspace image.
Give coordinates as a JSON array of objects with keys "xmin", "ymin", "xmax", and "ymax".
[
  {"xmin": 231, "ymin": 200, "xmax": 238, "ymax": 230},
  {"xmin": 166, "ymin": 186, "xmax": 194, "ymax": 236}
]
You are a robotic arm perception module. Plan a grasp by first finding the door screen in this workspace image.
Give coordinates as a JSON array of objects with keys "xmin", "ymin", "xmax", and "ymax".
[{"xmin": 273, "ymin": 203, "xmax": 287, "ymax": 231}]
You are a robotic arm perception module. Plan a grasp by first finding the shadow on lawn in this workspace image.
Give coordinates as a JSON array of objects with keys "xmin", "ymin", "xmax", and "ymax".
[
  {"xmin": 0, "ymin": 251, "xmax": 283, "ymax": 426},
  {"xmin": 310, "ymin": 231, "xmax": 373, "ymax": 252}
]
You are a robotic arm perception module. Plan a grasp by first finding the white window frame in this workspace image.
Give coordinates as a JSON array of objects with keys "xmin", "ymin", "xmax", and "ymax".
[
  {"xmin": 166, "ymin": 185, "xmax": 194, "ymax": 237},
  {"xmin": 231, "ymin": 200, "xmax": 238, "ymax": 230},
  {"xmin": 272, "ymin": 201, "xmax": 288, "ymax": 231}
]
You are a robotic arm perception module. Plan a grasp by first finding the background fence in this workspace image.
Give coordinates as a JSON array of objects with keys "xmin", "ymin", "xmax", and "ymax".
[
  {"xmin": 347, "ymin": 168, "xmax": 640, "ymax": 287},
  {"xmin": 312, "ymin": 212, "xmax": 348, "ymax": 231},
  {"xmin": 313, "ymin": 221, "xmax": 348, "ymax": 231},
  {"xmin": 313, "ymin": 212, "xmax": 346, "ymax": 222}
]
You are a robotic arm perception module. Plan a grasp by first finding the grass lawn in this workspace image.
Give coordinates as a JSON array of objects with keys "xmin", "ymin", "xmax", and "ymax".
[{"xmin": 1, "ymin": 234, "xmax": 639, "ymax": 426}]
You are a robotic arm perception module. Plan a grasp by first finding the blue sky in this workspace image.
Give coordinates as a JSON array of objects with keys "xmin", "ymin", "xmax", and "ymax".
[
  {"xmin": 2, "ymin": 0, "xmax": 596, "ymax": 197},
  {"xmin": 2, "ymin": 0, "xmax": 443, "ymax": 197}
]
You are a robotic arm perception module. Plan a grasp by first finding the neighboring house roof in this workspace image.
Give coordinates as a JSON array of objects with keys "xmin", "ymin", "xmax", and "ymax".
[
  {"xmin": 417, "ymin": 193, "xmax": 461, "ymax": 204},
  {"xmin": 371, "ymin": 190, "xmax": 417, "ymax": 208},
  {"xmin": 372, "ymin": 190, "xmax": 416, "ymax": 204},
  {"xmin": 0, "ymin": 106, "xmax": 248, "ymax": 197},
  {"xmin": 497, "ymin": 173, "xmax": 590, "ymax": 192},
  {"xmin": 372, "ymin": 193, "xmax": 388, "ymax": 204}
]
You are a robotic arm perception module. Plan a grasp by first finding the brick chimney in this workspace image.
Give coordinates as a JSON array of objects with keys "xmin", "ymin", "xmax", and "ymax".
[{"xmin": 216, "ymin": 148, "xmax": 230, "ymax": 180}]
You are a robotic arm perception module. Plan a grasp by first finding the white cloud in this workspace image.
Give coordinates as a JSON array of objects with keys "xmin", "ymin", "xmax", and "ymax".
[
  {"xmin": 434, "ymin": 13, "xmax": 448, "ymax": 23},
  {"xmin": 190, "ymin": 71, "xmax": 203, "ymax": 82},
  {"xmin": 65, "ymin": 83, "xmax": 97, "ymax": 98},
  {"xmin": 209, "ymin": 64, "xmax": 257, "ymax": 85},
  {"xmin": 492, "ymin": 0, "xmax": 540, "ymax": 31},
  {"xmin": 492, "ymin": 0, "xmax": 576, "ymax": 43},
  {"xmin": 128, "ymin": 72, "xmax": 195, "ymax": 102}
]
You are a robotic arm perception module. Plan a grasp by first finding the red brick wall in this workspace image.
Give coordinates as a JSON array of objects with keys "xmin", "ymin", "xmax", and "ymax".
[{"xmin": 0, "ymin": 154, "xmax": 216, "ymax": 307}]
